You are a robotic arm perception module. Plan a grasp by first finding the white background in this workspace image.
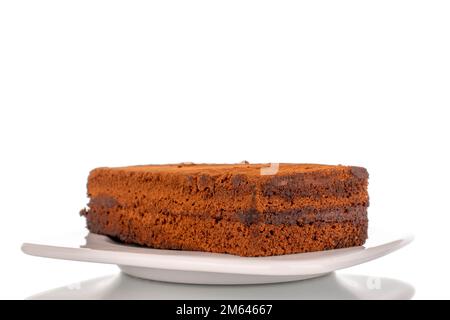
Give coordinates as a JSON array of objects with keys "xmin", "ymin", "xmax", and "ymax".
[{"xmin": 1, "ymin": 1, "xmax": 449, "ymax": 299}]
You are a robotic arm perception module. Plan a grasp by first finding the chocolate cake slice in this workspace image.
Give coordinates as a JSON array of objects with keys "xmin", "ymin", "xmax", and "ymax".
[{"xmin": 80, "ymin": 163, "xmax": 369, "ymax": 257}]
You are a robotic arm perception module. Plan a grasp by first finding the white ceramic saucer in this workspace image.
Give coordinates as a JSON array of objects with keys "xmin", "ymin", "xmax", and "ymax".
[{"xmin": 21, "ymin": 232, "xmax": 413, "ymax": 285}]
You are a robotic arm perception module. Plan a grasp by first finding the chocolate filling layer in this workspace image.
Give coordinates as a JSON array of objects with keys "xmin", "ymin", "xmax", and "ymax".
[
  {"xmin": 237, "ymin": 206, "xmax": 367, "ymax": 226},
  {"xmin": 85, "ymin": 196, "xmax": 367, "ymax": 227}
]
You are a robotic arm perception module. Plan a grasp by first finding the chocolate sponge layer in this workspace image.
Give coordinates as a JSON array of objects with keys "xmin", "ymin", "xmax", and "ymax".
[{"xmin": 81, "ymin": 163, "xmax": 369, "ymax": 257}]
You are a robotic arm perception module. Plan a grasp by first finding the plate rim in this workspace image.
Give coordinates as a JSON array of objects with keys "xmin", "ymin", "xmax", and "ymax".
[{"xmin": 21, "ymin": 233, "xmax": 414, "ymax": 276}]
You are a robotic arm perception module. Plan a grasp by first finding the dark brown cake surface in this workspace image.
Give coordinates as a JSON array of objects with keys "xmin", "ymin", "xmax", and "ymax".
[{"xmin": 81, "ymin": 163, "xmax": 369, "ymax": 256}]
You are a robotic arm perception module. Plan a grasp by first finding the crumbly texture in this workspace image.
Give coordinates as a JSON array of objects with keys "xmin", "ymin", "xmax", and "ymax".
[{"xmin": 80, "ymin": 163, "xmax": 369, "ymax": 257}]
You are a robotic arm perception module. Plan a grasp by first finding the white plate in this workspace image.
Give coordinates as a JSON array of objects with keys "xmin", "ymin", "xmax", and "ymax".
[{"xmin": 22, "ymin": 233, "xmax": 413, "ymax": 285}]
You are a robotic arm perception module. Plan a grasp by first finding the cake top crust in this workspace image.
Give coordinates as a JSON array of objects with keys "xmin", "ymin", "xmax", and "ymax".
[{"xmin": 93, "ymin": 163, "xmax": 367, "ymax": 177}]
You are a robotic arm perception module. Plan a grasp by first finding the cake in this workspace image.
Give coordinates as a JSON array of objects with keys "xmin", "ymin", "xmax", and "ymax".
[{"xmin": 80, "ymin": 163, "xmax": 369, "ymax": 257}]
